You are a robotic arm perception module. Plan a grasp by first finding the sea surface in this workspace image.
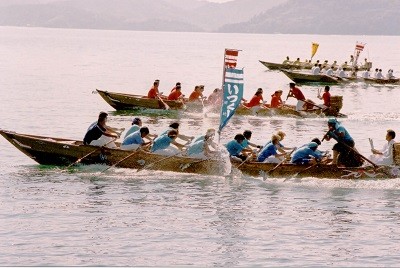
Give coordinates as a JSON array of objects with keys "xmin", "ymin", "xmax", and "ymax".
[{"xmin": 1, "ymin": 26, "xmax": 400, "ymax": 266}]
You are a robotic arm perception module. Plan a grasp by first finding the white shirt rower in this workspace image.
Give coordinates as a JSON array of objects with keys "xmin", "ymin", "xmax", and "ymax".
[
  {"xmin": 362, "ymin": 70, "xmax": 370, "ymax": 78},
  {"xmin": 376, "ymin": 70, "xmax": 384, "ymax": 79},
  {"xmin": 325, "ymin": 68, "xmax": 334, "ymax": 76},
  {"xmin": 312, "ymin": 66, "xmax": 320, "ymax": 75}
]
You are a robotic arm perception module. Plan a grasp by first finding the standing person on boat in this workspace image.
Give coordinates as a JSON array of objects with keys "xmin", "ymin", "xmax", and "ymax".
[
  {"xmin": 287, "ymin": 82, "xmax": 306, "ymax": 112},
  {"xmin": 291, "ymin": 142, "xmax": 323, "ymax": 165},
  {"xmin": 225, "ymin": 134, "xmax": 248, "ymax": 161},
  {"xmin": 270, "ymin": 90, "xmax": 284, "ymax": 108},
  {"xmin": 242, "ymin": 88, "xmax": 267, "ymax": 109},
  {"xmin": 147, "ymin": 80, "xmax": 160, "ymax": 99},
  {"xmin": 186, "ymin": 129, "xmax": 218, "ymax": 159},
  {"xmin": 83, "ymin": 112, "xmax": 120, "ymax": 148},
  {"xmin": 159, "ymin": 122, "xmax": 194, "ymax": 142},
  {"xmin": 257, "ymin": 134, "xmax": 286, "ymax": 163},
  {"xmin": 167, "ymin": 84, "xmax": 184, "ymax": 101},
  {"xmin": 369, "ymin": 129, "xmax": 396, "ymax": 165},
  {"xmin": 150, "ymin": 130, "xmax": 186, "ymax": 155},
  {"xmin": 349, "ymin": 55, "xmax": 355, "ymax": 65},
  {"xmin": 317, "ymin": 86, "xmax": 331, "ymax": 109},
  {"xmin": 323, "ymin": 119, "xmax": 363, "ymax": 167},
  {"xmin": 121, "ymin": 127, "xmax": 152, "ymax": 151}
]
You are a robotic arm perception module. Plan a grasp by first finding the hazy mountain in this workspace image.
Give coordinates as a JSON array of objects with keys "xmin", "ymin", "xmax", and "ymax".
[
  {"xmin": 0, "ymin": 0, "xmax": 287, "ymax": 32},
  {"xmin": 0, "ymin": 0, "xmax": 398, "ymax": 35},
  {"xmin": 218, "ymin": 0, "xmax": 400, "ymax": 35}
]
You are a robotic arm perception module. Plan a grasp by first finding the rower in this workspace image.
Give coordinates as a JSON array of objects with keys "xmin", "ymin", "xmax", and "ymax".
[
  {"xmin": 186, "ymin": 129, "xmax": 218, "ymax": 159},
  {"xmin": 312, "ymin": 64, "xmax": 321, "ymax": 75},
  {"xmin": 170, "ymin": 82, "xmax": 181, "ymax": 93},
  {"xmin": 188, "ymin": 85, "xmax": 205, "ymax": 102},
  {"xmin": 257, "ymin": 134, "xmax": 286, "ymax": 163},
  {"xmin": 207, "ymin": 88, "xmax": 222, "ymax": 105},
  {"xmin": 369, "ymin": 129, "xmax": 396, "ymax": 165},
  {"xmin": 225, "ymin": 134, "xmax": 248, "ymax": 161},
  {"xmin": 323, "ymin": 118, "xmax": 363, "ymax": 167},
  {"xmin": 150, "ymin": 130, "xmax": 185, "ymax": 155},
  {"xmin": 291, "ymin": 142, "xmax": 323, "ymax": 165},
  {"xmin": 158, "ymin": 122, "xmax": 194, "ymax": 142},
  {"xmin": 242, "ymin": 130, "xmax": 262, "ymax": 153},
  {"xmin": 325, "ymin": 66, "xmax": 334, "ymax": 76},
  {"xmin": 121, "ymin": 127, "xmax": 152, "ymax": 151},
  {"xmin": 242, "ymin": 88, "xmax": 268, "ymax": 110},
  {"xmin": 387, "ymin": 69, "xmax": 395, "ymax": 79},
  {"xmin": 167, "ymin": 84, "xmax": 184, "ymax": 101},
  {"xmin": 282, "ymin": 56, "xmax": 290, "ymax": 64},
  {"xmin": 147, "ymin": 80, "xmax": 160, "ymax": 99},
  {"xmin": 376, "ymin": 69, "xmax": 384, "ymax": 79},
  {"xmin": 83, "ymin": 112, "xmax": 120, "ymax": 148},
  {"xmin": 270, "ymin": 90, "xmax": 284, "ymax": 108},
  {"xmin": 362, "ymin": 68, "xmax": 370, "ymax": 78}
]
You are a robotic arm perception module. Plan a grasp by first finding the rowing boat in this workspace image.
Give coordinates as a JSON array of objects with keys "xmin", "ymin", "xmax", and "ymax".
[
  {"xmin": 0, "ymin": 130, "xmax": 226, "ymax": 175},
  {"xmin": 231, "ymin": 158, "xmax": 398, "ymax": 179},
  {"xmin": 260, "ymin": 60, "xmax": 371, "ymax": 72},
  {"xmin": 363, "ymin": 77, "xmax": 400, "ymax": 85},
  {"xmin": 281, "ymin": 70, "xmax": 340, "ymax": 84},
  {"xmin": 96, "ymin": 89, "xmax": 185, "ymax": 110}
]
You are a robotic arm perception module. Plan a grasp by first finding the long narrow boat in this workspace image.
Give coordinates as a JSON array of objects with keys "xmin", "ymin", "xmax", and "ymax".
[
  {"xmin": 260, "ymin": 60, "xmax": 371, "ymax": 72},
  {"xmin": 363, "ymin": 77, "xmax": 400, "ymax": 85},
  {"xmin": 0, "ymin": 130, "xmax": 226, "ymax": 176},
  {"xmin": 231, "ymin": 159, "xmax": 397, "ymax": 179},
  {"xmin": 281, "ymin": 70, "xmax": 340, "ymax": 84},
  {"xmin": 96, "ymin": 89, "xmax": 185, "ymax": 110}
]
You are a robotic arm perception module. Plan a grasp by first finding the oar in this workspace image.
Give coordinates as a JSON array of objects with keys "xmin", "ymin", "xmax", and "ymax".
[
  {"xmin": 100, "ymin": 149, "xmax": 142, "ymax": 173},
  {"xmin": 263, "ymin": 148, "xmax": 297, "ymax": 180},
  {"xmin": 302, "ymin": 99, "xmax": 346, "ymax": 117},
  {"xmin": 157, "ymin": 95, "xmax": 170, "ymax": 110},
  {"xmin": 335, "ymin": 139, "xmax": 378, "ymax": 169},
  {"xmin": 136, "ymin": 151, "xmax": 182, "ymax": 173},
  {"xmin": 64, "ymin": 137, "xmax": 118, "ymax": 169}
]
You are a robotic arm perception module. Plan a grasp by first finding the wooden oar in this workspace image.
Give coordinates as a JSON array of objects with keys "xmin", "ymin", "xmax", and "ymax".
[
  {"xmin": 263, "ymin": 148, "xmax": 297, "ymax": 180},
  {"xmin": 100, "ymin": 149, "xmax": 142, "ymax": 173},
  {"xmin": 157, "ymin": 95, "xmax": 170, "ymax": 110},
  {"xmin": 302, "ymin": 99, "xmax": 346, "ymax": 117},
  {"xmin": 64, "ymin": 137, "xmax": 118, "ymax": 169},
  {"xmin": 136, "ymin": 151, "xmax": 182, "ymax": 173},
  {"xmin": 335, "ymin": 139, "xmax": 378, "ymax": 168}
]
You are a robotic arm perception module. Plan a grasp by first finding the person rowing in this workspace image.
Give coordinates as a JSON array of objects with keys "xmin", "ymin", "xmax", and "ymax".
[
  {"xmin": 287, "ymin": 82, "xmax": 306, "ymax": 112},
  {"xmin": 242, "ymin": 88, "xmax": 268, "ymax": 111},
  {"xmin": 83, "ymin": 112, "xmax": 121, "ymax": 148},
  {"xmin": 188, "ymin": 85, "xmax": 205, "ymax": 102},
  {"xmin": 291, "ymin": 142, "xmax": 324, "ymax": 165},
  {"xmin": 207, "ymin": 88, "xmax": 222, "ymax": 105},
  {"xmin": 121, "ymin": 127, "xmax": 152, "ymax": 151},
  {"xmin": 186, "ymin": 129, "xmax": 218, "ymax": 159},
  {"xmin": 158, "ymin": 122, "xmax": 194, "ymax": 143},
  {"xmin": 167, "ymin": 84, "xmax": 184, "ymax": 101},
  {"xmin": 150, "ymin": 129, "xmax": 186, "ymax": 156},
  {"xmin": 225, "ymin": 134, "xmax": 248, "ymax": 161},
  {"xmin": 147, "ymin": 79, "xmax": 161, "ymax": 99},
  {"xmin": 257, "ymin": 134, "xmax": 286, "ymax": 163},
  {"xmin": 270, "ymin": 90, "xmax": 284, "ymax": 108},
  {"xmin": 323, "ymin": 118, "xmax": 363, "ymax": 167},
  {"xmin": 170, "ymin": 82, "xmax": 181, "ymax": 93}
]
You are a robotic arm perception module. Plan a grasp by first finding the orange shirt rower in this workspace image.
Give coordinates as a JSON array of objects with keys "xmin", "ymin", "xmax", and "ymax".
[
  {"xmin": 147, "ymin": 80, "xmax": 160, "ymax": 99},
  {"xmin": 167, "ymin": 85, "xmax": 183, "ymax": 100},
  {"xmin": 243, "ymin": 88, "xmax": 265, "ymax": 108},
  {"xmin": 270, "ymin": 90, "xmax": 284, "ymax": 108},
  {"xmin": 189, "ymin": 85, "xmax": 204, "ymax": 102}
]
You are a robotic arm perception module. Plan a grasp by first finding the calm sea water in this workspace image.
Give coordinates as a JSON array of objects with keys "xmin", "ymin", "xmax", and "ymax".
[{"xmin": 1, "ymin": 26, "xmax": 400, "ymax": 266}]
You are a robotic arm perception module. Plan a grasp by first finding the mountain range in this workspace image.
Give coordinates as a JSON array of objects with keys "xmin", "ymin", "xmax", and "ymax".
[{"xmin": 0, "ymin": 0, "xmax": 399, "ymax": 35}]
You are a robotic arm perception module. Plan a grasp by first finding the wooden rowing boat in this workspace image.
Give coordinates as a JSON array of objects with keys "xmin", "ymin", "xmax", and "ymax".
[
  {"xmin": 260, "ymin": 60, "xmax": 371, "ymax": 72},
  {"xmin": 0, "ymin": 130, "xmax": 225, "ymax": 175},
  {"xmin": 363, "ymin": 77, "xmax": 400, "ymax": 85},
  {"xmin": 281, "ymin": 70, "xmax": 340, "ymax": 84},
  {"xmin": 96, "ymin": 89, "xmax": 185, "ymax": 110},
  {"xmin": 231, "ymin": 158, "xmax": 397, "ymax": 179}
]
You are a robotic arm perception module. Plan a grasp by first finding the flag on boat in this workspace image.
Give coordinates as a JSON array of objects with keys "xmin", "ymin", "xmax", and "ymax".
[
  {"xmin": 224, "ymin": 49, "xmax": 239, "ymax": 68},
  {"xmin": 218, "ymin": 68, "xmax": 244, "ymax": 133},
  {"xmin": 311, "ymin": 42, "xmax": 319, "ymax": 59},
  {"xmin": 355, "ymin": 42, "xmax": 365, "ymax": 52}
]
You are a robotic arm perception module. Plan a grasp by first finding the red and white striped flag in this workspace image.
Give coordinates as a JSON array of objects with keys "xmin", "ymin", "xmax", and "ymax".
[
  {"xmin": 355, "ymin": 42, "xmax": 365, "ymax": 52},
  {"xmin": 224, "ymin": 49, "xmax": 239, "ymax": 68}
]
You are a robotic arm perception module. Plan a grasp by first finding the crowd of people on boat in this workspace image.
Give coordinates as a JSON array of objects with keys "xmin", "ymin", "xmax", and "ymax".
[{"xmin": 83, "ymin": 112, "xmax": 396, "ymax": 167}]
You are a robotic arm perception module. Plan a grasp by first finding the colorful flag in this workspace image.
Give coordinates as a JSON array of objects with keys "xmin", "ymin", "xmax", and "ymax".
[
  {"xmin": 311, "ymin": 42, "xmax": 319, "ymax": 59},
  {"xmin": 224, "ymin": 49, "xmax": 239, "ymax": 68},
  {"xmin": 218, "ymin": 68, "xmax": 244, "ymax": 133},
  {"xmin": 355, "ymin": 42, "xmax": 365, "ymax": 52}
]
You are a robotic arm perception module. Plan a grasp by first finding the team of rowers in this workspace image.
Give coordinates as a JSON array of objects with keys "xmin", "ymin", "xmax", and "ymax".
[
  {"xmin": 147, "ymin": 79, "xmax": 331, "ymax": 113},
  {"xmin": 284, "ymin": 56, "xmax": 396, "ymax": 80},
  {"xmin": 83, "ymin": 112, "xmax": 396, "ymax": 167}
]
